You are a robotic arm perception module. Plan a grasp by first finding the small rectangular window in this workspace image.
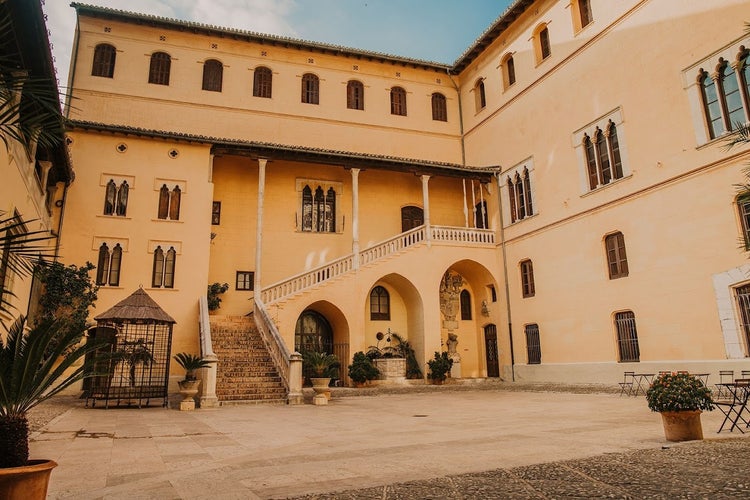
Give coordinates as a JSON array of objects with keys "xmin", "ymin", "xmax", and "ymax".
[
  {"xmin": 520, "ymin": 259, "xmax": 535, "ymax": 298},
  {"xmin": 212, "ymin": 201, "xmax": 221, "ymax": 225},
  {"xmin": 605, "ymin": 232, "xmax": 629, "ymax": 279},
  {"xmin": 236, "ymin": 271, "xmax": 254, "ymax": 291}
]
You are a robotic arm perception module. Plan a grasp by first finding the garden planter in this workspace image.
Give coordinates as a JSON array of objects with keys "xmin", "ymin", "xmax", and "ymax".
[
  {"xmin": 178, "ymin": 379, "xmax": 200, "ymax": 411},
  {"xmin": 311, "ymin": 377, "xmax": 331, "ymax": 405},
  {"xmin": 0, "ymin": 459, "xmax": 57, "ymax": 500},
  {"xmin": 660, "ymin": 410, "xmax": 703, "ymax": 442}
]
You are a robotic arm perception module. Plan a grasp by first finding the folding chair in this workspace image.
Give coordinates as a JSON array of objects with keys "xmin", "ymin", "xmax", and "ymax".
[
  {"xmin": 619, "ymin": 371, "xmax": 635, "ymax": 396},
  {"xmin": 716, "ymin": 370, "xmax": 735, "ymax": 399},
  {"xmin": 715, "ymin": 379, "xmax": 750, "ymax": 433}
]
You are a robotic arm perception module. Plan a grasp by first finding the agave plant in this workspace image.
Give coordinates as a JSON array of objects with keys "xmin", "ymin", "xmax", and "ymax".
[
  {"xmin": 0, "ymin": 316, "xmax": 102, "ymax": 468},
  {"xmin": 173, "ymin": 352, "xmax": 213, "ymax": 381}
]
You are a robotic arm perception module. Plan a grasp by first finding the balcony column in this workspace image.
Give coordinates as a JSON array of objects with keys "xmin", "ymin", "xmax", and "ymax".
[
  {"xmin": 351, "ymin": 168, "xmax": 360, "ymax": 270},
  {"xmin": 462, "ymin": 179, "xmax": 469, "ymax": 227},
  {"xmin": 421, "ymin": 174, "xmax": 431, "ymax": 246},
  {"xmin": 254, "ymin": 158, "xmax": 268, "ymax": 294}
]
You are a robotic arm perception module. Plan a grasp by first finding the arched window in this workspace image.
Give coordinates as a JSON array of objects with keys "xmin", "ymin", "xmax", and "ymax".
[
  {"xmin": 301, "ymin": 185, "xmax": 313, "ymax": 231},
  {"xmin": 301, "ymin": 73, "xmax": 319, "ymax": 104},
  {"xmin": 103, "ymin": 179, "xmax": 129, "ymax": 217},
  {"xmin": 507, "ymin": 177, "xmax": 517, "ymax": 223},
  {"xmin": 157, "ymin": 184, "xmax": 181, "ymax": 220},
  {"xmin": 502, "ymin": 54, "xmax": 516, "ymax": 89},
  {"xmin": 347, "ymin": 80, "xmax": 364, "ymax": 110},
  {"xmin": 719, "ymin": 60, "xmax": 744, "ymax": 130},
  {"xmin": 741, "ymin": 53, "xmax": 750, "ymax": 114},
  {"xmin": 506, "ymin": 167, "xmax": 534, "ymax": 223},
  {"xmin": 96, "ymin": 243, "xmax": 110, "ymax": 285},
  {"xmin": 431, "ymin": 92, "xmax": 447, "ymax": 121},
  {"xmin": 401, "ymin": 206, "xmax": 423, "ymax": 232},
  {"xmin": 475, "ymin": 79, "xmax": 486, "ymax": 111},
  {"xmin": 605, "ymin": 232, "xmax": 628, "ymax": 279},
  {"xmin": 515, "ymin": 172, "xmax": 526, "ymax": 219},
  {"xmin": 370, "ymin": 286, "xmax": 390, "ymax": 320},
  {"xmin": 152, "ymin": 246, "xmax": 164, "ymax": 288},
  {"xmin": 202, "ymin": 59, "xmax": 223, "ymax": 92},
  {"xmin": 460, "ymin": 289, "xmax": 472, "ymax": 320},
  {"xmin": 164, "ymin": 247, "xmax": 176, "ymax": 288},
  {"xmin": 584, "ymin": 122, "xmax": 624, "ymax": 190},
  {"xmin": 295, "ymin": 310, "xmax": 333, "ymax": 353},
  {"xmin": 96, "ymin": 242, "xmax": 122, "ymax": 286},
  {"xmin": 607, "ymin": 122, "xmax": 624, "ymax": 179},
  {"xmin": 700, "ymin": 70, "xmax": 723, "ymax": 139},
  {"xmin": 595, "ymin": 128, "xmax": 612, "ymax": 185},
  {"xmin": 92, "ymin": 44, "xmax": 116, "ymax": 78},
  {"xmin": 573, "ymin": 0, "xmax": 593, "ymax": 31},
  {"xmin": 325, "ymin": 187, "xmax": 336, "ymax": 232},
  {"xmin": 390, "ymin": 86, "xmax": 406, "ymax": 116},
  {"xmin": 148, "ymin": 52, "xmax": 171, "ymax": 85},
  {"xmin": 253, "ymin": 66, "xmax": 272, "ymax": 98}
]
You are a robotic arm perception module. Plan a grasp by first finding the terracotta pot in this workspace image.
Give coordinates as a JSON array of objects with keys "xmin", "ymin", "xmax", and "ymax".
[
  {"xmin": 0, "ymin": 459, "xmax": 57, "ymax": 500},
  {"xmin": 660, "ymin": 410, "xmax": 703, "ymax": 442}
]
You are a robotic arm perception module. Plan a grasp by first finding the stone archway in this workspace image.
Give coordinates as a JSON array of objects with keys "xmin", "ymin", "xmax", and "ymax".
[{"xmin": 295, "ymin": 301, "xmax": 351, "ymax": 385}]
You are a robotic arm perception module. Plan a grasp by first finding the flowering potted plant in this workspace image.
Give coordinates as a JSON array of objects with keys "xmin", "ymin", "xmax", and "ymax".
[{"xmin": 645, "ymin": 372, "xmax": 714, "ymax": 442}]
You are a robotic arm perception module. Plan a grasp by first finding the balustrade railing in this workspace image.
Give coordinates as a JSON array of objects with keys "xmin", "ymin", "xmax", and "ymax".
[
  {"xmin": 253, "ymin": 298, "xmax": 291, "ymax": 392},
  {"xmin": 261, "ymin": 225, "xmax": 494, "ymax": 304},
  {"xmin": 197, "ymin": 295, "xmax": 219, "ymax": 407}
]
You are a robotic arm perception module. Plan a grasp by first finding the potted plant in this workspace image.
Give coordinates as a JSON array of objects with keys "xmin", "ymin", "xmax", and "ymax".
[
  {"xmin": 302, "ymin": 351, "xmax": 339, "ymax": 404},
  {"xmin": 427, "ymin": 351, "xmax": 453, "ymax": 384},
  {"xmin": 348, "ymin": 351, "xmax": 379, "ymax": 387},
  {"xmin": 173, "ymin": 352, "xmax": 213, "ymax": 411},
  {"xmin": 645, "ymin": 372, "xmax": 714, "ymax": 442},
  {"xmin": 0, "ymin": 316, "xmax": 102, "ymax": 499}
]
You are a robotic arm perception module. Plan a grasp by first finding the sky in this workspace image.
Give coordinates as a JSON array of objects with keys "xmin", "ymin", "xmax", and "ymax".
[{"xmin": 43, "ymin": 0, "xmax": 514, "ymax": 90}]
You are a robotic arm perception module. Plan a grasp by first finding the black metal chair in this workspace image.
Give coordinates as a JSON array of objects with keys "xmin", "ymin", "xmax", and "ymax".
[
  {"xmin": 716, "ymin": 370, "xmax": 735, "ymax": 399},
  {"xmin": 619, "ymin": 371, "xmax": 635, "ymax": 396},
  {"xmin": 715, "ymin": 379, "xmax": 750, "ymax": 433}
]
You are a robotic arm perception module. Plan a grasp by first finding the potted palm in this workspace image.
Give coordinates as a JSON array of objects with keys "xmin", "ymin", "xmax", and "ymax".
[
  {"xmin": 347, "ymin": 351, "xmax": 379, "ymax": 387},
  {"xmin": 645, "ymin": 372, "xmax": 714, "ymax": 442},
  {"xmin": 302, "ymin": 351, "xmax": 339, "ymax": 405},
  {"xmin": 173, "ymin": 352, "xmax": 213, "ymax": 410},
  {"xmin": 0, "ymin": 316, "xmax": 102, "ymax": 498}
]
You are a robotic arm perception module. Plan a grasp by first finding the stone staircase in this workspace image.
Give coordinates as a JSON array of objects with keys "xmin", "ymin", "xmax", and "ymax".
[{"xmin": 209, "ymin": 314, "xmax": 287, "ymax": 404}]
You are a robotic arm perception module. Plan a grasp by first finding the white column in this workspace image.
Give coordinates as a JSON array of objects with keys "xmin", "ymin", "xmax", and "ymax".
[
  {"xmin": 462, "ymin": 179, "xmax": 469, "ymax": 227},
  {"xmin": 470, "ymin": 180, "xmax": 477, "ymax": 227},
  {"xmin": 351, "ymin": 168, "xmax": 360, "ymax": 270},
  {"xmin": 421, "ymin": 175, "xmax": 431, "ymax": 246},
  {"xmin": 254, "ymin": 158, "xmax": 267, "ymax": 294}
]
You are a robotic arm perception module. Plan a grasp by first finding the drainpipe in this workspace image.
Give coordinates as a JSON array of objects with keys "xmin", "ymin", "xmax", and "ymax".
[
  {"xmin": 495, "ymin": 170, "xmax": 515, "ymax": 382},
  {"xmin": 446, "ymin": 69, "xmax": 465, "ymax": 167},
  {"xmin": 53, "ymin": 183, "xmax": 69, "ymax": 260}
]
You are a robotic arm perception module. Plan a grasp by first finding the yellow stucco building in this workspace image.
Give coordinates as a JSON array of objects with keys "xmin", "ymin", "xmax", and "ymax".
[{"xmin": 20, "ymin": 0, "xmax": 750, "ymax": 401}]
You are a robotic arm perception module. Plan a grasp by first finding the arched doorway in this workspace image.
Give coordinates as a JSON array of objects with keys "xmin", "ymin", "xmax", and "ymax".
[
  {"xmin": 295, "ymin": 310, "xmax": 333, "ymax": 353},
  {"xmin": 401, "ymin": 205, "xmax": 424, "ymax": 232},
  {"xmin": 484, "ymin": 324, "xmax": 499, "ymax": 378}
]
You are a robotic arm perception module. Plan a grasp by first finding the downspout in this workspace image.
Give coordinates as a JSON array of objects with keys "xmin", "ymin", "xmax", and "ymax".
[
  {"xmin": 53, "ymin": 183, "xmax": 69, "ymax": 261},
  {"xmin": 495, "ymin": 170, "xmax": 515, "ymax": 382},
  {"xmin": 446, "ymin": 69, "xmax": 466, "ymax": 167}
]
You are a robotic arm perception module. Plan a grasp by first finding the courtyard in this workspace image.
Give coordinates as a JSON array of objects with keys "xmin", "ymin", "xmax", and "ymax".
[{"xmin": 29, "ymin": 384, "xmax": 750, "ymax": 499}]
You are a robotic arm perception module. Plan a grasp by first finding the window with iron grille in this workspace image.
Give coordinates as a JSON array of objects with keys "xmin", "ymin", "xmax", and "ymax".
[
  {"xmin": 236, "ymin": 271, "xmax": 254, "ymax": 291},
  {"xmin": 460, "ymin": 289, "xmax": 472, "ymax": 320},
  {"xmin": 96, "ymin": 242, "xmax": 122, "ymax": 286},
  {"xmin": 347, "ymin": 80, "xmax": 364, "ymax": 110},
  {"xmin": 92, "ymin": 44, "xmax": 116, "ymax": 78},
  {"xmin": 520, "ymin": 259, "xmax": 535, "ymax": 298},
  {"xmin": 615, "ymin": 311, "xmax": 640, "ymax": 362},
  {"xmin": 148, "ymin": 52, "xmax": 171, "ymax": 85},
  {"xmin": 253, "ymin": 67, "xmax": 272, "ymax": 98},
  {"xmin": 525, "ymin": 324, "xmax": 541, "ymax": 364},
  {"xmin": 605, "ymin": 232, "xmax": 628, "ymax": 279},
  {"xmin": 301, "ymin": 73, "xmax": 319, "ymax": 104},
  {"xmin": 431, "ymin": 92, "xmax": 447, "ymax": 121},
  {"xmin": 202, "ymin": 59, "xmax": 223, "ymax": 92},
  {"xmin": 390, "ymin": 86, "xmax": 406, "ymax": 116},
  {"xmin": 370, "ymin": 286, "xmax": 390, "ymax": 320}
]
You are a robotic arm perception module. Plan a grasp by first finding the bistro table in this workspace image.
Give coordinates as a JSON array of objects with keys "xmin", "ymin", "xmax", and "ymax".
[
  {"xmin": 715, "ymin": 380, "xmax": 750, "ymax": 433},
  {"xmin": 631, "ymin": 373, "xmax": 656, "ymax": 396}
]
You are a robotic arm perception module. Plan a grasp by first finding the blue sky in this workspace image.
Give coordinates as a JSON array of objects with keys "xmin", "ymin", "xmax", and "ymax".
[{"xmin": 44, "ymin": 0, "xmax": 514, "ymax": 89}]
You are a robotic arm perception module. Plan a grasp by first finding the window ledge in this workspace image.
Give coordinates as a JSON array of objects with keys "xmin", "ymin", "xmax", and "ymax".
[
  {"xmin": 145, "ymin": 287, "xmax": 180, "ymax": 292},
  {"xmin": 506, "ymin": 212, "xmax": 539, "ymax": 227},
  {"xmin": 151, "ymin": 218, "xmax": 184, "ymax": 224},
  {"xmin": 580, "ymin": 174, "xmax": 633, "ymax": 198},
  {"xmin": 97, "ymin": 214, "xmax": 132, "ymax": 220},
  {"xmin": 695, "ymin": 131, "xmax": 739, "ymax": 151}
]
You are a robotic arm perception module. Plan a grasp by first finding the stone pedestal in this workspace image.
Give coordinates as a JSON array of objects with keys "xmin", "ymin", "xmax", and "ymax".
[
  {"xmin": 179, "ymin": 399, "xmax": 196, "ymax": 411},
  {"xmin": 450, "ymin": 359, "xmax": 461, "ymax": 379}
]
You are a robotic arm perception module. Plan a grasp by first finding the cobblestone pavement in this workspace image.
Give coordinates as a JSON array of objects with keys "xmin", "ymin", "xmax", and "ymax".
[{"xmin": 290, "ymin": 438, "xmax": 750, "ymax": 499}]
